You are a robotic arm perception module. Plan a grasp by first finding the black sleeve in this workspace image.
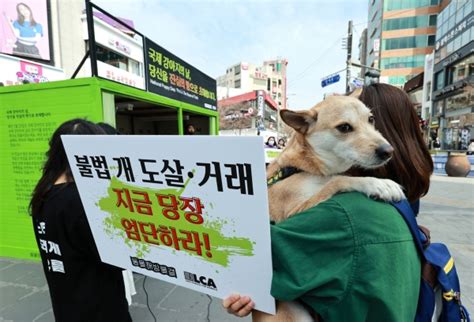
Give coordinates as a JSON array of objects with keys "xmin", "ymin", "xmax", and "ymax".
[{"xmin": 63, "ymin": 187, "xmax": 102, "ymax": 261}]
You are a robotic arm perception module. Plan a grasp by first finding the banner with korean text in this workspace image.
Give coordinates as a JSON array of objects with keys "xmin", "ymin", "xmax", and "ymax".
[{"xmin": 62, "ymin": 135, "xmax": 275, "ymax": 314}]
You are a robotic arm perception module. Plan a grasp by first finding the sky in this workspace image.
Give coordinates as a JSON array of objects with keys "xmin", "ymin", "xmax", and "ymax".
[{"xmin": 94, "ymin": 0, "xmax": 369, "ymax": 110}]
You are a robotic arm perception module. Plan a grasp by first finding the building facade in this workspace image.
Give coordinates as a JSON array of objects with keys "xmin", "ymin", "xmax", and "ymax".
[
  {"xmin": 366, "ymin": 0, "xmax": 445, "ymax": 86},
  {"xmin": 432, "ymin": 0, "xmax": 473, "ymax": 150},
  {"xmin": 216, "ymin": 59, "xmax": 288, "ymax": 110},
  {"xmin": 217, "ymin": 90, "xmax": 279, "ymax": 138}
]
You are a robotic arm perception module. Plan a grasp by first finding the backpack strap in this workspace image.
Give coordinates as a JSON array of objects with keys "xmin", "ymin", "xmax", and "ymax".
[{"xmin": 390, "ymin": 200, "xmax": 425, "ymax": 254}]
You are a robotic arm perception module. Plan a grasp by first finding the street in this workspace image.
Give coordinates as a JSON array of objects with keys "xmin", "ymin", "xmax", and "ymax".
[{"xmin": 0, "ymin": 175, "xmax": 472, "ymax": 321}]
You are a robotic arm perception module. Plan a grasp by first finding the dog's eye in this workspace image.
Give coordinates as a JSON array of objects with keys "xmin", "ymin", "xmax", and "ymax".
[
  {"xmin": 336, "ymin": 123, "xmax": 353, "ymax": 133},
  {"xmin": 368, "ymin": 116, "xmax": 375, "ymax": 124}
]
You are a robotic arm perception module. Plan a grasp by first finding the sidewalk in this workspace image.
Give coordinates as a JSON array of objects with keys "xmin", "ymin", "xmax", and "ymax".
[{"xmin": 0, "ymin": 257, "xmax": 247, "ymax": 322}]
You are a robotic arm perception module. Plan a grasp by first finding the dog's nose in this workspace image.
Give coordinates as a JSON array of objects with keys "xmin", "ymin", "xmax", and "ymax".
[{"xmin": 375, "ymin": 144, "xmax": 394, "ymax": 161}]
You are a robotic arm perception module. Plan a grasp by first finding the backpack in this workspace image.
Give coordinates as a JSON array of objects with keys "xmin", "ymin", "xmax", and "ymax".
[{"xmin": 391, "ymin": 200, "xmax": 471, "ymax": 322}]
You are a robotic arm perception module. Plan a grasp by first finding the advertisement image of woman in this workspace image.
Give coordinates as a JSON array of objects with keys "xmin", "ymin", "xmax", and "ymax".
[{"xmin": 4, "ymin": 2, "xmax": 43, "ymax": 59}]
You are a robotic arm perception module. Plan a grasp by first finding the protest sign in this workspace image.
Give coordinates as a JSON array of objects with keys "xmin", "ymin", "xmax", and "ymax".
[{"xmin": 62, "ymin": 135, "xmax": 275, "ymax": 314}]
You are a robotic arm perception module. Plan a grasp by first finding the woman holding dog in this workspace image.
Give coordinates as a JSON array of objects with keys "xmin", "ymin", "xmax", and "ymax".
[
  {"xmin": 223, "ymin": 83, "xmax": 433, "ymax": 321},
  {"xmin": 30, "ymin": 119, "xmax": 132, "ymax": 322}
]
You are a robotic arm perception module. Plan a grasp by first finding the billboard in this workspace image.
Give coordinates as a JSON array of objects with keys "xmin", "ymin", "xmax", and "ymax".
[
  {"xmin": 0, "ymin": 0, "xmax": 52, "ymax": 62},
  {"xmin": 145, "ymin": 38, "xmax": 217, "ymax": 111},
  {"xmin": 62, "ymin": 135, "xmax": 275, "ymax": 314},
  {"xmin": 0, "ymin": 53, "xmax": 64, "ymax": 86}
]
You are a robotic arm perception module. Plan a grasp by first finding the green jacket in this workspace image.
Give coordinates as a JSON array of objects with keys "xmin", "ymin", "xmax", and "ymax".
[{"xmin": 270, "ymin": 192, "xmax": 420, "ymax": 322}]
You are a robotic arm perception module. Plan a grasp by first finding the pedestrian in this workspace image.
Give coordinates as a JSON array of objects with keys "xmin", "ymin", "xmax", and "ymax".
[
  {"xmin": 265, "ymin": 136, "xmax": 278, "ymax": 149},
  {"xmin": 223, "ymin": 83, "xmax": 434, "ymax": 321},
  {"xmin": 468, "ymin": 139, "xmax": 474, "ymax": 155},
  {"xmin": 98, "ymin": 122, "xmax": 120, "ymax": 134},
  {"xmin": 434, "ymin": 137, "xmax": 441, "ymax": 149},
  {"xmin": 277, "ymin": 138, "xmax": 286, "ymax": 149},
  {"xmin": 30, "ymin": 119, "xmax": 132, "ymax": 322},
  {"xmin": 185, "ymin": 124, "xmax": 196, "ymax": 135}
]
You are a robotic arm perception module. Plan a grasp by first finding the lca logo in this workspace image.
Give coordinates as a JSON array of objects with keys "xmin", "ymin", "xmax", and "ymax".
[{"xmin": 184, "ymin": 271, "xmax": 217, "ymax": 290}]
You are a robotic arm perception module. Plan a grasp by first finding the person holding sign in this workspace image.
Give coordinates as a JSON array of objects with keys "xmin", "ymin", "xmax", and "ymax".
[
  {"xmin": 223, "ymin": 84, "xmax": 434, "ymax": 321},
  {"xmin": 30, "ymin": 119, "xmax": 132, "ymax": 322}
]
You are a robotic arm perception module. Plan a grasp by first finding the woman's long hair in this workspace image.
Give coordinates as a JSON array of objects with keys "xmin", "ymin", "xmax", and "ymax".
[
  {"xmin": 17, "ymin": 3, "xmax": 37, "ymax": 26},
  {"xmin": 29, "ymin": 119, "xmax": 105, "ymax": 215},
  {"xmin": 355, "ymin": 83, "xmax": 433, "ymax": 202}
]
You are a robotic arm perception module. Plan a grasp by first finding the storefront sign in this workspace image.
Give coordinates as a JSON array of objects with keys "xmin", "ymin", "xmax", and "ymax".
[
  {"xmin": 0, "ymin": 0, "xmax": 52, "ymax": 62},
  {"xmin": 257, "ymin": 90, "xmax": 265, "ymax": 117},
  {"xmin": 62, "ymin": 135, "xmax": 275, "ymax": 314},
  {"xmin": 145, "ymin": 38, "xmax": 217, "ymax": 111},
  {"xmin": 0, "ymin": 53, "xmax": 64, "ymax": 86}
]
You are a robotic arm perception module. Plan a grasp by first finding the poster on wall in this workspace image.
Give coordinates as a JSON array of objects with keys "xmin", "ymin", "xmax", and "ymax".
[
  {"xmin": 62, "ymin": 135, "xmax": 275, "ymax": 314},
  {"xmin": 145, "ymin": 38, "xmax": 217, "ymax": 111},
  {"xmin": 0, "ymin": 0, "xmax": 52, "ymax": 61}
]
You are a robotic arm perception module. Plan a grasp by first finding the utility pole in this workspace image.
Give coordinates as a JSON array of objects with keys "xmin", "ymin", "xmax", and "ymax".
[{"xmin": 345, "ymin": 20, "xmax": 353, "ymax": 93}]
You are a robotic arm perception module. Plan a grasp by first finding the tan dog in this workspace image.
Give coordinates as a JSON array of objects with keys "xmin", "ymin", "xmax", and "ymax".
[{"xmin": 254, "ymin": 95, "xmax": 405, "ymax": 322}]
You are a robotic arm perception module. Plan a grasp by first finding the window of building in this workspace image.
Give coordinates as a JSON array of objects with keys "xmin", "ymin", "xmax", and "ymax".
[
  {"xmin": 235, "ymin": 65, "xmax": 241, "ymax": 76},
  {"xmin": 387, "ymin": 75, "xmax": 407, "ymax": 85},
  {"xmin": 461, "ymin": 29, "xmax": 470, "ymax": 48},
  {"xmin": 428, "ymin": 35, "xmax": 436, "ymax": 46},
  {"xmin": 95, "ymin": 44, "xmax": 141, "ymax": 76},
  {"xmin": 383, "ymin": 35, "xmax": 435, "ymax": 50},
  {"xmin": 234, "ymin": 79, "xmax": 241, "ymax": 88},
  {"xmin": 429, "ymin": 15, "xmax": 437, "ymax": 26},
  {"xmin": 435, "ymin": 70, "xmax": 444, "ymax": 90},
  {"xmin": 381, "ymin": 55, "xmax": 426, "ymax": 69},
  {"xmin": 451, "ymin": 55, "xmax": 474, "ymax": 83},
  {"xmin": 384, "ymin": 0, "xmax": 436, "ymax": 11},
  {"xmin": 267, "ymin": 78, "xmax": 271, "ymax": 91},
  {"xmin": 426, "ymin": 81, "xmax": 431, "ymax": 101}
]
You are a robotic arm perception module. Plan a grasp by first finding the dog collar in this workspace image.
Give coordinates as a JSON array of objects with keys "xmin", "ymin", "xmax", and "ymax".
[{"xmin": 267, "ymin": 167, "xmax": 302, "ymax": 187}]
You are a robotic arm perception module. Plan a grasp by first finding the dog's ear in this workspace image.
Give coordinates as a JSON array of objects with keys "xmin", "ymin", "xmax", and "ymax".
[
  {"xmin": 280, "ymin": 110, "xmax": 315, "ymax": 134},
  {"xmin": 347, "ymin": 88, "xmax": 363, "ymax": 98}
]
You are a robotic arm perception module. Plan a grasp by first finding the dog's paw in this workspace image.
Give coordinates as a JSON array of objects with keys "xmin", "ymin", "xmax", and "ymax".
[{"xmin": 367, "ymin": 178, "xmax": 405, "ymax": 202}]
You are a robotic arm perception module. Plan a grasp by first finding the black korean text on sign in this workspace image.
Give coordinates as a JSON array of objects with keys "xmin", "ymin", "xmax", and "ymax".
[
  {"xmin": 113, "ymin": 157, "xmax": 135, "ymax": 182},
  {"xmin": 145, "ymin": 38, "xmax": 217, "ymax": 111},
  {"xmin": 196, "ymin": 162, "xmax": 254, "ymax": 195},
  {"xmin": 139, "ymin": 159, "xmax": 163, "ymax": 184},
  {"xmin": 75, "ymin": 155, "xmax": 111, "ymax": 179}
]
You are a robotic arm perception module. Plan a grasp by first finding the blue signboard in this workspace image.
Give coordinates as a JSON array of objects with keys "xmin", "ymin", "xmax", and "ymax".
[{"xmin": 321, "ymin": 74, "xmax": 341, "ymax": 88}]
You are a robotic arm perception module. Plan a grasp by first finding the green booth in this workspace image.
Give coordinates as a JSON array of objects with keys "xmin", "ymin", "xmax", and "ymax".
[{"xmin": 0, "ymin": 77, "xmax": 219, "ymax": 260}]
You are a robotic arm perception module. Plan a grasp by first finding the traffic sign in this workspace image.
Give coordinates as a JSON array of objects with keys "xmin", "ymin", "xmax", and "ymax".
[{"xmin": 321, "ymin": 74, "xmax": 341, "ymax": 88}]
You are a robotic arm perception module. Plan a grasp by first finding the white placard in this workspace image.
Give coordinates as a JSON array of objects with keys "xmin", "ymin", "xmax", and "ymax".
[{"xmin": 62, "ymin": 135, "xmax": 275, "ymax": 314}]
